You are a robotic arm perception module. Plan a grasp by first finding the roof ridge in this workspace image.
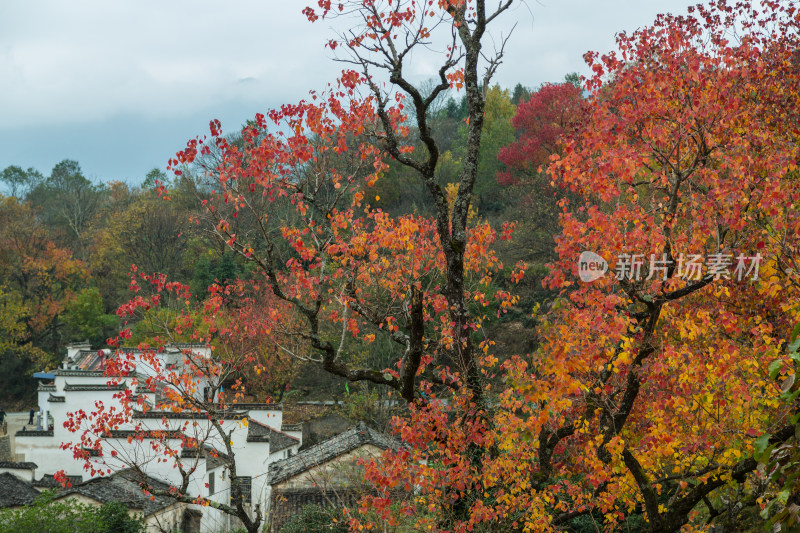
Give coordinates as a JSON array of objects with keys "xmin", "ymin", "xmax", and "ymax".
[
  {"xmin": 247, "ymin": 417, "xmax": 273, "ymax": 430},
  {"xmin": 267, "ymin": 424, "xmax": 300, "ymax": 441}
]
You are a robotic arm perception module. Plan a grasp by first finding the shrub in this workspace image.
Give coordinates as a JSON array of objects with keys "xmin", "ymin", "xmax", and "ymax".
[{"xmin": 0, "ymin": 491, "xmax": 145, "ymax": 533}]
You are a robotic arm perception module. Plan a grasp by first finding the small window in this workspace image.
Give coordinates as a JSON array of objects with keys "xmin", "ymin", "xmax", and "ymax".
[
  {"xmin": 208, "ymin": 472, "xmax": 215, "ymax": 496},
  {"xmin": 288, "ymin": 448, "xmax": 294, "ymax": 458},
  {"xmin": 232, "ymin": 476, "xmax": 251, "ymax": 505}
]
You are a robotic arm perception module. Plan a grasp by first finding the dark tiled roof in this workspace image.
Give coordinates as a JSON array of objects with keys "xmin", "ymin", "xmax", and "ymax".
[
  {"xmin": 281, "ymin": 423, "xmax": 303, "ymax": 432},
  {"xmin": 180, "ymin": 444, "xmax": 230, "ymax": 470},
  {"xmin": 207, "ymin": 454, "xmax": 227, "ymax": 471},
  {"xmin": 81, "ymin": 447, "xmax": 100, "ymax": 457},
  {"xmin": 0, "ymin": 473, "xmax": 40, "ymax": 508},
  {"xmin": 246, "ymin": 419, "xmax": 300, "ymax": 453},
  {"xmin": 268, "ymin": 423, "xmax": 398, "ymax": 486},
  {"xmin": 132, "ymin": 409, "xmax": 246, "ymax": 420},
  {"xmin": 64, "ymin": 381, "xmax": 127, "ymax": 391},
  {"xmin": 48, "ymin": 394, "xmax": 65, "ymax": 402},
  {"xmin": 59, "ymin": 470, "xmax": 176, "ymax": 516},
  {"xmin": 55, "ymin": 369, "xmax": 106, "ymax": 377},
  {"xmin": 38, "ymin": 383, "xmax": 56, "ymax": 392},
  {"xmin": 33, "ymin": 474, "xmax": 83, "ymax": 488},
  {"xmin": 105, "ymin": 429, "xmax": 186, "ymax": 440},
  {"xmin": 0, "ymin": 462, "xmax": 37, "ymax": 470},
  {"xmin": 116, "ymin": 343, "xmax": 208, "ymax": 353},
  {"xmin": 246, "ymin": 419, "xmax": 271, "ymax": 442},
  {"xmin": 225, "ymin": 403, "xmax": 282, "ymax": 411},
  {"xmin": 15, "ymin": 429, "xmax": 53, "ymax": 437},
  {"xmin": 171, "ymin": 343, "xmax": 208, "ymax": 348}
]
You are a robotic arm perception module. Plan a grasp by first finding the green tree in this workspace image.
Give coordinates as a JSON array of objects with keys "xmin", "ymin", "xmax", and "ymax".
[
  {"xmin": 0, "ymin": 165, "xmax": 41, "ymax": 198},
  {"xmin": 189, "ymin": 252, "xmax": 243, "ymax": 301},
  {"xmin": 62, "ymin": 287, "xmax": 117, "ymax": 346},
  {"xmin": 564, "ymin": 71, "xmax": 581, "ymax": 89},
  {"xmin": 27, "ymin": 159, "xmax": 103, "ymax": 254},
  {"xmin": 92, "ymin": 191, "xmax": 190, "ymax": 284},
  {"xmin": 94, "ymin": 501, "xmax": 147, "ymax": 533},
  {"xmin": 454, "ymin": 84, "xmax": 517, "ymax": 213},
  {"xmin": 0, "ymin": 491, "xmax": 145, "ymax": 533},
  {"xmin": 141, "ymin": 167, "xmax": 169, "ymax": 190},
  {"xmin": 511, "ymin": 82, "xmax": 531, "ymax": 105},
  {"xmin": 190, "ymin": 255, "xmax": 215, "ymax": 301}
]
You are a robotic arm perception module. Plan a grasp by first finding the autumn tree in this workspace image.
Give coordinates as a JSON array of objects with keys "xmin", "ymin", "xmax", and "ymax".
[
  {"xmin": 347, "ymin": 1, "xmax": 800, "ymax": 532},
  {"xmin": 512, "ymin": 1, "xmax": 798, "ymax": 531},
  {"xmin": 0, "ymin": 196, "xmax": 91, "ymax": 405},
  {"xmin": 166, "ymin": 0, "xmax": 520, "ymax": 414},
  {"xmin": 155, "ymin": 0, "xmax": 521, "ymax": 528},
  {"xmin": 90, "ymin": 182, "xmax": 195, "ymax": 309},
  {"xmin": 497, "ymin": 81, "xmax": 583, "ymax": 185},
  {"xmin": 490, "ymin": 80, "xmax": 585, "ymax": 313}
]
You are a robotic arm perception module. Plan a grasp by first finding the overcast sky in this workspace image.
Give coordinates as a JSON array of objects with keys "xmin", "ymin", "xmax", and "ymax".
[{"xmin": 0, "ymin": 0, "xmax": 698, "ymax": 185}]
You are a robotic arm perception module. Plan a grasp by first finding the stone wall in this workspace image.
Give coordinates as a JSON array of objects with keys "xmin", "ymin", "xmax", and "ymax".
[{"xmin": 0, "ymin": 435, "xmax": 11, "ymax": 462}]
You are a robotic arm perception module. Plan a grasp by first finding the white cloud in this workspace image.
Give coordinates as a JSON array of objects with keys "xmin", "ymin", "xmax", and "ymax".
[
  {"xmin": 0, "ymin": 0, "xmax": 344, "ymax": 128},
  {"xmin": 0, "ymin": 0, "xmax": 698, "ymax": 179}
]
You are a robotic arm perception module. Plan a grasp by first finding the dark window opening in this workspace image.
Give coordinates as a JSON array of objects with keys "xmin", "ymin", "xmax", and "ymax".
[{"xmin": 232, "ymin": 476, "xmax": 252, "ymax": 506}]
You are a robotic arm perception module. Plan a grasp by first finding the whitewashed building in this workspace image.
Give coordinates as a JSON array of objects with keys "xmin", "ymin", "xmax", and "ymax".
[{"xmin": 14, "ymin": 343, "xmax": 303, "ymax": 532}]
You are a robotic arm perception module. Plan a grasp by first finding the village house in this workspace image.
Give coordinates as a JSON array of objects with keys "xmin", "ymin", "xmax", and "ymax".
[
  {"xmin": 13, "ymin": 342, "xmax": 302, "ymax": 532},
  {"xmin": 267, "ymin": 422, "xmax": 399, "ymax": 532}
]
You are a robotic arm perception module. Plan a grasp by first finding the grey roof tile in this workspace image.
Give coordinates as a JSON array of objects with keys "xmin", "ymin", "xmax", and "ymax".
[
  {"xmin": 224, "ymin": 403, "xmax": 282, "ymax": 411},
  {"xmin": 0, "ymin": 462, "xmax": 37, "ymax": 470},
  {"xmin": 33, "ymin": 474, "xmax": 82, "ymax": 488},
  {"xmin": 246, "ymin": 419, "xmax": 300, "ymax": 453},
  {"xmin": 132, "ymin": 410, "xmax": 246, "ymax": 420},
  {"xmin": 15, "ymin": 429, "xmax": 53, "ymax": 437},
  {"xmin": 55, "ymin": 369, "xmax": 106, "ymax": 377},
  {"xmin": 59, "ymin": 470, "xmax": 176, "ymax": 516},
  {"xmin": 268, "ymin": 422, "xmax": 398, "ymax": 486},
  {"xmin": 63, "ymin": 381, "xmax": 127, "ymax": 392},
  {"xmin": 0, "ymin": 473, "xmax": 40, "ymax": 508}
]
